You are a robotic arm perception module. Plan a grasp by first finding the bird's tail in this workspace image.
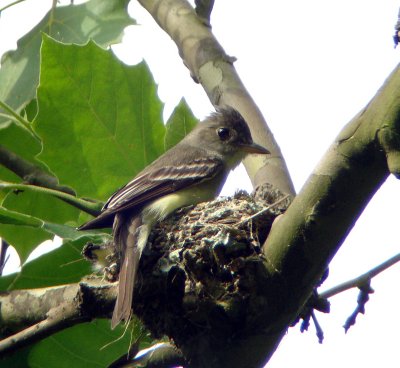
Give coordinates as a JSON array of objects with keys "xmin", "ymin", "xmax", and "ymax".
[{"xmin": 111, "ymin": 214, "xmax": 143, "ymax": 329}]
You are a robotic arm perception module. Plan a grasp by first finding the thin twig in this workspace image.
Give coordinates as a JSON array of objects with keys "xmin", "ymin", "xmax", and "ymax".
[
  {"xmin": 0, "ymin": 146, "xmax": 102, "ymax": 215},
  {"xmin": 236, "ymin": 194, "xmax": 289, "ymax": 227},
  {"xmin": 195, "ymin": 0, "xmax": 215, "ymax": 25},
  {"xmin": 320, "ymin": 253, "xmax": 400, "ymax": 299},
  {"xmin": 0, "ymin": 239, "xmax": 10, "ymax": 276},
  {"xmin": 0, "ymin": 145, "xmax": 74, "ymax": 194},
  {"xmin": 311, "ymin": 311, "xmax": 324, "ymax": 344},
  {"xmin": 0, "ymin": 0, "xmax": 27, "ymax": 13},
  {"xmin": 47, "ymin": 0, "xmax": 58, "ymax": 33}
]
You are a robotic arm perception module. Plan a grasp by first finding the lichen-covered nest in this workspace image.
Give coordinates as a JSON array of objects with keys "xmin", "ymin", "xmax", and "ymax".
[{"xmin": 129, "ymin": 185, "xmax": 290, "ymax": 353}]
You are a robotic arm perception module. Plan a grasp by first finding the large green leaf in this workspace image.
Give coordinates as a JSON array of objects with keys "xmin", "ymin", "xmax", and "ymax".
[
  {"xmin": 0, "ymin": 121, "xmax": 41, "ymax": 164},
  {"xmin": 0, "ymin": 239, "xmax": 151, "ymax": 368},
  {"xmin": 0, "ymin": 206, "xmax": 53, "ymax": 263},
  {"xmin": 0, "ymin": 0, "xmax": 134, "ymax": 119},
  {"xmin": 0, "ymin": 236, "xmax": 94, "ymax": 290},
  {"xmin": 164, "ymin": 98, "xmax": 198, "ymax": 151},
  {"xmin": 35, "ymin": 37, "xmax": 165, "ymax": 200},
  {"xmin": 0, "ymin": 206, "xmax": 42, "ymax": 228},
  {"xmin": 0, "ymin": 203, "xmax": 93, "ymax": 262},
  {"xmin": 0, "ymin": 121, "xmax": 43, "ymax": 184},
  {"xmin": 0, "ymin": 0, "xmax": 134, "ymax": 254},
  {"xmin": 0, "ymin": 118, "xmax": 51, "ymax": 207},
  {"xmin": 0, "ymin": 319, "xmax": 151, "ymax": 368},
  {"xmin": 0, "ymin": 120, "xmax": 80, "ymax": 261}
]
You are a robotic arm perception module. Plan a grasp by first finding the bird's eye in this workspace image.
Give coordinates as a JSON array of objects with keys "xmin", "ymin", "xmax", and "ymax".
[{"xmin": 217, "ymin": 127, "xmax": 231, "ymax": 141}]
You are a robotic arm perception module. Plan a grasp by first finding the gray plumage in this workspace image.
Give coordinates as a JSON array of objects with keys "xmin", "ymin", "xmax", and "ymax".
[{"xmin": 79, "ymin": 108, "xmax": 269, "ymax": 328}]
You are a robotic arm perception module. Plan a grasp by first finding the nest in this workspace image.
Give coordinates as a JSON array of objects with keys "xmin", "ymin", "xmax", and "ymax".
[{"xmin": 129, "ymin": 184, "xmax": 290, "ymax": 352}]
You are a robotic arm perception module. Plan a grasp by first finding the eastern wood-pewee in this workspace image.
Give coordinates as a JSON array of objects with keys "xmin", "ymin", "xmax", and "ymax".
[{"xmin": 79, "ymin": 108, "xmax": 269, "ymax": 328}]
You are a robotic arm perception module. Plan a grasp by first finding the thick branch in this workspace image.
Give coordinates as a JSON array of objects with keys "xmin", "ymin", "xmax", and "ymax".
[
  {"xmin": 258, "ymin": 63, "xmax": 400, "ymax": 363},
  {"xmin": 138, "ymin": 0, "xmax": 295, "ymax": 196},
  {"xmin": 0, "ymin": 301, "xmax": 89, "ymax": 354},
  {"xmin": 0, "ymin": 279, "xmax": 116, "ymax": 354}
]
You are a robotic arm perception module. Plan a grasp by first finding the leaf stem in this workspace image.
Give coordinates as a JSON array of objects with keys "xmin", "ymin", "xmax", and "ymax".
[
  {"xmin": 0, "ymin": 100, "xmax": 40, "ymax": 141},
  {"xmin": 0, "ymin": 181, "xmax": 102, "ymax": 216},
  {"xmin": 0, "ymin": 0, "xmax": 26, "ymax": 13}
]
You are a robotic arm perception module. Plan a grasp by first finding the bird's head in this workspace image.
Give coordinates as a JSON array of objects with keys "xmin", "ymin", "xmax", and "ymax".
[{"xmin": 188, "ymin": 107, "xmax": 270, "ymax": 160}]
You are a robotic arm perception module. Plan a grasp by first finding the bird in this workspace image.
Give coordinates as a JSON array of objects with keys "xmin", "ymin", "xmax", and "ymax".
[{"xmin": 79, "ymin": 107, "xmax": 269, "ymax": 328}]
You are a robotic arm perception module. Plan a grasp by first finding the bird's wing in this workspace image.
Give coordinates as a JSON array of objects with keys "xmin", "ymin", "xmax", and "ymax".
[{"xmin": 78, "ymin": 156, "xmax": 224, "ymax": 230}]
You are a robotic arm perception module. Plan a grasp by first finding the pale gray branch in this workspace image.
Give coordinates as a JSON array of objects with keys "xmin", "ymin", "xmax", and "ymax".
[
  {"xmin": 0, "ymin": 279, "xmax": 116, "ymax": 355},
  {"xmin": 138, "ymin": 0, "xmax": 295, "ymax": 196},
  {"xmin": 320, "ymin": 253, "xmax": 400, "ymax": 299}
]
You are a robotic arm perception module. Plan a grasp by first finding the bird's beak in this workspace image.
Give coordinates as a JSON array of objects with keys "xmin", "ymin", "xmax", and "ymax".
[{"xmin": 239, "ymin": 142, "xmax": 270, "ymax": 154}]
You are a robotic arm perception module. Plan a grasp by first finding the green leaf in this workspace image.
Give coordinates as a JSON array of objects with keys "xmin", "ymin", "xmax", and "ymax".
[
  {"xmin": 35, "ymin": 37, "xmax": 165, "ymax": 200},
  {"xmin": 164, "ymin": 98, "xmax": 198, "ymax": 151},
  {"xmin": 0, "ymin": 237, "xmax": 94, "ymax": 290},
  {"xmin": 2, "ymin": 186, "xmax": 79, "ymax": 225},
  {"xmin": 0, "ymin": 121, "xmax": 44, "ymax": 181},
  {"xmin": 0, "ymin": 206, "xmax": 42, "ymax": 227},
  {"xmin": 0, "ymin": 319, "xmax": 151, "ymax": 368},
  {"xmin": 0, "ymin": 204, "xmax": 51, "ymax": 262},
  {"xmin": 42, "ymin": 222, "xmax": 100, "ymax": 241},
  {"xmin": 0, "ymin": 0, "xmax": 134, "ymax": 230},
  {"xmin": 0, "ymin": 239, "xmax": 151, "ymax": 367},
  {"xmin": 0, "ymin": 0, "xmax": 134, "ymax": 119},
  {"xmin": 0, "ymin": 201, "xmax": 91, "ymax": 262},
  {"xmin": 22, "ymin": 98, "xmax": 38, "ymax": 122},
  {"xmin": 0, "ymin": 236, "xmax": 150, "ymax": 368}
]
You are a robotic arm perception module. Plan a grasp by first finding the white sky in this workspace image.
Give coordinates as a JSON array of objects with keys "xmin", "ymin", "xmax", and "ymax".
[{"xmin": 1, "ymin": 1, "xmax": 400, "ymax": 367}]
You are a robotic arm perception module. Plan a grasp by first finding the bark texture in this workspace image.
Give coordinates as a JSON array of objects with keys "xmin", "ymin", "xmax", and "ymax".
[{"xmin": 138, "ymin": 0, "xmax": 295, "ymax": 196}]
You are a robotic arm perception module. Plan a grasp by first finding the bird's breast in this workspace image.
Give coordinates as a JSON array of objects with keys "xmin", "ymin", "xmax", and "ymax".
[{"xmin": 142, "ymin": 172, "xmax": 226, "ymax": 225}]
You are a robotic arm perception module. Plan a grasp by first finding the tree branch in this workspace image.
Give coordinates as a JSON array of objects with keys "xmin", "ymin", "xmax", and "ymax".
[
  {"xmin": 0, "ymin": 145, "xmax": 74, "ymax": 194},
  {"xmin": 258, "ymin": 63, "xmax": 400, "ymax": 363},
  {"xmin": 0, "ymin": 145, "xmax": 102, "ymax": 216},
  {"xmin": 0, "ymin": 239, "xmax": 9, "ymax": 276},
  {"xmin": 0, "ymin": 0, "xmax": 27, "ymax": 13},
  {"xmin": 0, "ymin": 301, "xmax": 89, "ymax": 355},
  {"xmin": 137, "ymin": 0, "xmax": 295, "ymax": 196},
  {"xmin": 320, "ymin": 253, "xmax": 400, "ymax": 299},
  {"xmin": 0, "ymin": 279, "xmax": 116, "ymax": 355},
  {"xmin": 393, "ymin": 6, "xmax": 400, "ymax": 47},
  {"xmin": 122, "ymin": 2, "xmax": 400, "ymax": 366},
  {"xmin": 194, "ymin": 0, "xmax": 214, "ymax": 26}
]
